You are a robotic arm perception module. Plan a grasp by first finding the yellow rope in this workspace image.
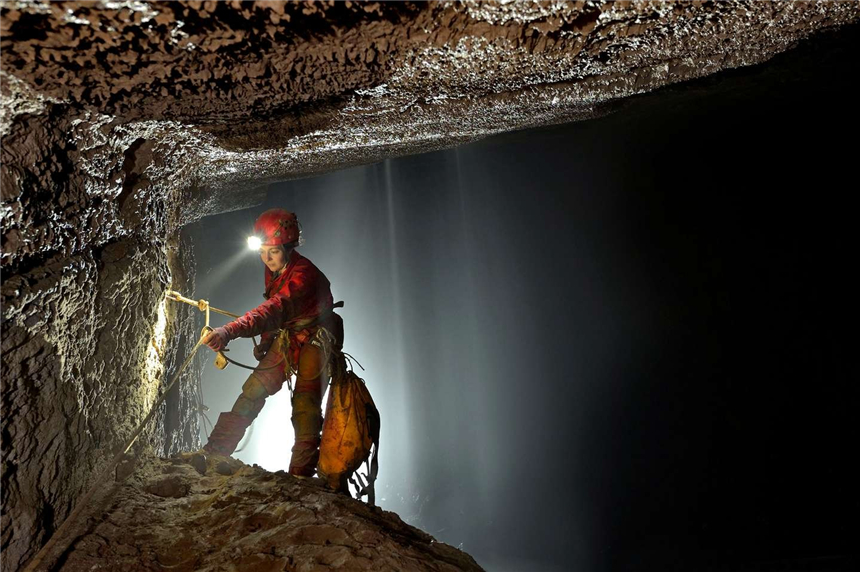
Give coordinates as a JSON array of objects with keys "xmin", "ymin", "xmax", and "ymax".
[
  {"xmin": 165, "ymin": 290, "xmax": 240, "ymax": 319},
  {"xmin": 165, "ymin": 290, "xmax": 259, "ymax": 349}
]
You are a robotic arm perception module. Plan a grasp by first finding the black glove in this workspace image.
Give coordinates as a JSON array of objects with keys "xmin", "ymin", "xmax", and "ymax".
[
  {"xmin": 203, "ymin": 327, "xmax": 231, "ymax": 352},
  {"xmin": 253, "ymin": 339, "xmax": 273, "ymax": 361}
]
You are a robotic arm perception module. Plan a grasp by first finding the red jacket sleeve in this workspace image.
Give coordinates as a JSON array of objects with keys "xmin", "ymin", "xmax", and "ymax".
[{"xmin": 223, "ymin": 260, "xmax": 316, "ymax": 339}]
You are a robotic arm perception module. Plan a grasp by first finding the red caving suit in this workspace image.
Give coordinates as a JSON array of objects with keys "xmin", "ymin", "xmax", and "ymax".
[{"xmin": 205, "ymin": 250, "xmax": 342, "ymax": 476}]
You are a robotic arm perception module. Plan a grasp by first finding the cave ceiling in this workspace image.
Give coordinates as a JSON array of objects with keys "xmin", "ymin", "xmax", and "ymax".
[
  {"xmin": 2, "ymin": 0, "xmax": 858, "ymax": 275},
  {"xmin": 2, "ymin": 3, "xmax": 859, "ymax": 571}
]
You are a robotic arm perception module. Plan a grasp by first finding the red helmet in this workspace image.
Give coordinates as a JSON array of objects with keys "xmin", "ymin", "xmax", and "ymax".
[{"xmin": 253, "ymin": 209, "xmax": 301, "ymax": 246}]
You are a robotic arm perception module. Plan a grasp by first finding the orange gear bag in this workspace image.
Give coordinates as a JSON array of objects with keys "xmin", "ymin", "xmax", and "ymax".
[{"xmin": 317, "ymin": 364, "xmax": 380, "ymax": 504}]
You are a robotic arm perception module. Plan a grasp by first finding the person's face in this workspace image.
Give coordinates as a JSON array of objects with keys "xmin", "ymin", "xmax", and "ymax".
[{"xmin": 260, "ymin": 245, "xmax": 287, "ymax": 273}]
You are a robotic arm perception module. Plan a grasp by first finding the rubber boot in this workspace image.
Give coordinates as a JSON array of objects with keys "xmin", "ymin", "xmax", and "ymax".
[
  {"xmin": 204, "ymin": 412, "xmax": 253, "ymax": 456},
  {"xmin": 289, "ymin": 392, "xmax": 323, "ymax": 476},
  {"xmin": 204, "ymin": 375, "xmax": 269, "ymax": 456}
]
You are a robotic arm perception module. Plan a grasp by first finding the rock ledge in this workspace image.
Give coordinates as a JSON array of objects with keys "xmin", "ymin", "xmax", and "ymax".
[{"xmin": 55, "ymin": 453, "xmax": 483, "ymax": 572}]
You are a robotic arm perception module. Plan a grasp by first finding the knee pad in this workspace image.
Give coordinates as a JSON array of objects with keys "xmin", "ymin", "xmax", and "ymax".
[
  {"xmin": 242, "ymin": 376, "xmax": 270, "ymax": 401},
  {"xmin": 232, "ymin": 395, "xmax": 265, "ymax": 420}
]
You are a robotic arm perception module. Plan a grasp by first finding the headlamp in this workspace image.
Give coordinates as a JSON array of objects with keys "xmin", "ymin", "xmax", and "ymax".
[{"xmin": 247, "ymin": 236, "xmax": 262, "ymax": 251}]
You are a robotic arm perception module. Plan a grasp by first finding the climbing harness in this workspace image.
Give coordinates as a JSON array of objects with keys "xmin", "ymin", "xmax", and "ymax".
[{"xmin": 164, "ymin": 291, "xmax": 343, "ymax": 375}]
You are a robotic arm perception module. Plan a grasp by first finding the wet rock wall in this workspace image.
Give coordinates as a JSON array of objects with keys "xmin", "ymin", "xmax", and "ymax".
[
  {"xmin": 1, "ymin": 233, "xmax": 204, "ymax": 571},
  {"xmin": 1, "ymin": 1, "xmax": 858, "ymax": 571},
  {"xmin": 0, "ymin": 78, "xmax": 212, "ymax": 569}
]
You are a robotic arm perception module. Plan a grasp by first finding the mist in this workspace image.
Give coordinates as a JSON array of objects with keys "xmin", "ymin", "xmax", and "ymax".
[{"xmin": 185, "ymin": 28, "xmax": 858, "ymax": 572}]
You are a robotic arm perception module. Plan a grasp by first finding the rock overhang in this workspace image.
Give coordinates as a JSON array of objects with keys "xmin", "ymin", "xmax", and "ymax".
[{"xmin": 2, "ymin": 0, "xmax": 859, "ymax": 273}]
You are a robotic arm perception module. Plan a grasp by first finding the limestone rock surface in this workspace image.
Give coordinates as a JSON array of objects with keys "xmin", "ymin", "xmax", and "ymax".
[
  {"xmin": 3, "ymin": 1, "xmax": 860, "ymax": 273},
  {"xmin": 56, "ymin": 454, "xmax": 483, "ymax": 572},
  {"xmin": 1, "ymin": 232, "xmax": 204, "ymax": 572},
  {"xmin": 2, "ymin": 2, "xmax": 859, "ymax": 571}
]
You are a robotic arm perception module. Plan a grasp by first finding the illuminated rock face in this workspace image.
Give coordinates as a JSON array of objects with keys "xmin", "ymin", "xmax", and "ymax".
[
  {"xmin": 55, "ymin": 454, "xmax": 483, "ymax": 572},
  {"xmin": 0, "ymin": 237, "xmax": 204, "ymax": 572},
  {"xmin": 0, "ymin": 1, "xmax": 858, "ymax": 570}
]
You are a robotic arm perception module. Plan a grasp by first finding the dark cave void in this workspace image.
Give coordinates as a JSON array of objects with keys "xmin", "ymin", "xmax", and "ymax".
[{"xmin": 187, "ymin": 26, "xmax": 860, "ymax": 572}]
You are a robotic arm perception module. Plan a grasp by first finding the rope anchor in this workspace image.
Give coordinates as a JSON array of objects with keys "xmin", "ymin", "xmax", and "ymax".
[
  {"xmin": 166, "ymin": 290, "xmax": 253, "ymax": 370},
  {"xmin": 165, "ymin": 290, "xmax": 282, "ymax": 372}
]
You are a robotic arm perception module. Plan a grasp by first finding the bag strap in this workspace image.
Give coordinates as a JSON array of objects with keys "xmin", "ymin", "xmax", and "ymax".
[
  {"xmin": 358, "ymin": 401, "xmax": 381, "ymax": 505},
  {"xmin": 364, "ymin": 440, "xmax": 380, "ymax": 505},
  {"xmin": 357, "ymin": 440, "xmax": 379, "ymax": 505}
]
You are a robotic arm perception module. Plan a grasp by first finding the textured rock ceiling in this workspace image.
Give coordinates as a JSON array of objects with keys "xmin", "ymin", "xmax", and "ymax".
[
  {"xmin": 2, "ymin": 0, "xmax": 859, "ymax": 274},
  {"xmin": 2, "ymin": 2, "xmax": 859, "ymax": 571}
]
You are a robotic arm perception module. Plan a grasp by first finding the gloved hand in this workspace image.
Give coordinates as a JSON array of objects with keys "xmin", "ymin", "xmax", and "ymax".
[
  {"xmin": 203, "ymin": 327, "xmax": 231, "ymax": 352},
  {"xmin": 253, "ymin": 341, "xmax": 272, "ymax": 361}
]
